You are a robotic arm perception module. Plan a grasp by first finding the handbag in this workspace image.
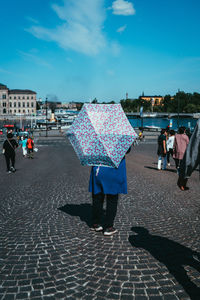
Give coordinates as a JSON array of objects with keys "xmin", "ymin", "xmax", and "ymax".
[{"xmin": 2, "ymin": 149, "xmax": 5, "ymax": 154}]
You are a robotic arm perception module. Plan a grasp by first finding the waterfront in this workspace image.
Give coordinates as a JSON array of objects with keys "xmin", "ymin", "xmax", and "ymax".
[
  {"xmin": 128, "ymin": 117, "xmax": 198, "ymax": 131},
  {"xmin": 0, "ymin": 115, "xmax": 199, "ymax": 133}
]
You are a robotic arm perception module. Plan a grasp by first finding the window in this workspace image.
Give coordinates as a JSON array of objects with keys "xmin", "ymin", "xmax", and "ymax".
[
  {"xmin": 27, "ymin": 109, "xmax": 29, "ymax": 113},
  {"xmin": 10, "ymin": 109, "xmax": 12, "ymax": 113},
  {"xmin": 23, "ymin": 109, "xmax": 25, "ymax": 113},
  {"xmin": 14, "ymin": 109, "xmax": 16, "ymax": 113},
  {"xmin": 27, "ymin": 102, "xmax": 29, "ymax": 107},
  {"xmin": 22, "ymin": 96, "xmax": 25, "ymax": 99},
  {"xmin": 31, "ymin": 96, "xmax": 33, "ymax": 99},
  {"xmin": 32, "ymin": 109, "xmax": 34, "ymax": 113},
  {"xmin": 9, "ymin": 102, "xmax": 12, "ymax": 107},
  {"xmin": 18, "ymin": 109, "xmax": 21, "ymax": 113},
  {"xmin": 27, "ymin": 96, "xmax": 29, "ymax": 100},
  {"xmin": 23, "ymin": 102, "xmax": 25, "ymax": 107},
  {"xmin": 9, "ymin": 96, "xmax": 12, "ymax": 100},
  {"xmin": 31, "ymin": 102, "xmax": 34, "ymax": 107},
  {"xmin": 2, "ymin": 94, "xmax": 6, "ymax": 99},
  {"xmin": 18, "ymin": 96, "xmax": 20, "ymax": 99},
  {"xmin": 14, "ymin": 102, "xmax": 16, "ymax": 107},
  {"xmin": 18, "ymin": 102, "xmax": 21, "ymax": 107},
  {"xmin": 3, "ymin": 108, "xmax": 6, "ymax": 114},
  {"xmin": 14, "ymin": 96, "xmax": 16, "ymax": 99},
  {"xmin": 3, "ymin": 102, "xmax": 6, "ymax": 107}
]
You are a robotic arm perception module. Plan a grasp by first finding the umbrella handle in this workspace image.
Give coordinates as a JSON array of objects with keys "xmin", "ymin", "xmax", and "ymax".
[{"xmin": 96, "ymin": 166, "xmax": 100, "ymax": 176}]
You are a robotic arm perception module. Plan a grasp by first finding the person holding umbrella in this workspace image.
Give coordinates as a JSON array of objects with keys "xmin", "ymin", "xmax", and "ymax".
[
  {"xmin": 67, "ymin": 104, "xmax": 137, "ymax": 236},
  {"xmin": 89, "ymin": 147, "xmax": 131, "ymax": 236}
]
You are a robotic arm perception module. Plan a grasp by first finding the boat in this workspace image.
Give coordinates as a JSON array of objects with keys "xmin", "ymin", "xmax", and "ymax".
[{"xmin": 141, "ymin": 126, "xmax": 161, "ymax": 132}]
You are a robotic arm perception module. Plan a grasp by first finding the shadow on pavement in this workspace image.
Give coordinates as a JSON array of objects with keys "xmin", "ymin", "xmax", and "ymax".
[
  {"xmin": 129, "ymin": 226, "xmax": 200, "ymax": 300},
  {"xmin": 58, "ymin": 203, "xmax": 92, "ymax": 227},
  {"xmin": 144, "ymin": 166, "xmax": 177, "ymax": 173}
]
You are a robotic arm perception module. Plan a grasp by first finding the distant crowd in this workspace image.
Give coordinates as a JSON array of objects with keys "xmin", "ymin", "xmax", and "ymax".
[
  {"xmin": 157, "ymin": 120, "xmax": 200, "ymax": 191},
  {"xmin": 2, "ymin": 130, "xmax": 35, "ymax": 174}
]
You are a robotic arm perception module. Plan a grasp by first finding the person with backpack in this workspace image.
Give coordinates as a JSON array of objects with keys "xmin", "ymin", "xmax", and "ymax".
[
  {"xmin": 2, "ymin": 133, "xmax": 18, "ymax": 173},
  {"xmin": 26, "ymin": 136, "xmax": 34, "ymax": 159}
]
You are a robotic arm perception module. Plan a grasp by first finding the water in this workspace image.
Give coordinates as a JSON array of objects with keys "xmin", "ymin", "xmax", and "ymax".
[{"xmin": 128, "ymin": 117, "xmax": 198, "ymax": 131}]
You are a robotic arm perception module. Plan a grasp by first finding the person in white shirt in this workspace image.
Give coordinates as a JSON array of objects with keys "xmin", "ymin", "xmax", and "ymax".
[{"xmin": 166, "ymin": 130, "xmax": 175, "ymax": 166}]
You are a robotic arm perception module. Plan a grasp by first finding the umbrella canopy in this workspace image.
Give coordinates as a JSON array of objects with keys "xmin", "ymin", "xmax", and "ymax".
[{"xmin": 67, "ymin": 104, "xmax": 137, "ymax": 168}]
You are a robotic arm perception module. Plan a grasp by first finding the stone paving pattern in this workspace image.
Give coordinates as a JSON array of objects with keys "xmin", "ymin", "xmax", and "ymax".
[{"xmin": 0, "ymin": 132, "xmax": 200, "ymax": 300}]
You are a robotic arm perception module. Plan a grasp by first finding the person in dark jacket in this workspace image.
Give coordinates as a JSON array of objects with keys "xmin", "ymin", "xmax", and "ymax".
[
  {"xmin": 2, "ymin": 133, "xmax": 18, "ymax": 173},
  {"xmin": 89, "ymin": 147, "xmax": 131, "ymax": 236},
  {"xmin": 157, "ymin": 129, "xmax": 167, "ymax": 170},
  {"xmin": 177, "ymin": 119, "xmax": 200, "ymax": 190}
]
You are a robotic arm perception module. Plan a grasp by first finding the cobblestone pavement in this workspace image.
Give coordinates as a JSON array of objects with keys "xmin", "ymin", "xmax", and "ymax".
[{"xmin": 0, "ymin": 133, "xmax": 200, "ymax": 300}]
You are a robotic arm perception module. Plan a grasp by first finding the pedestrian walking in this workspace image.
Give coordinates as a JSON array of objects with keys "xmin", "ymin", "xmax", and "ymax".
[
  {"xmin": 166, "ymin": 130, "xmax": 175, "ymax": 166},
  {"xmin": 2, "ymin": 132, "xmax": 18, "ymax": 173},
  {"xmin": 20, "ymin": 136, "xmax": 28, "ymax": 157},
  {"xmin": 173, "ymin": 127, "xmax": 189, "ymax": 174},
  {"xmin": 177, "ymin": 119, "xmax": 200, "ymax": 191},
  {"xmin": 89, "ymin": 148, "xmax": 131, "ymax": 236},
  {"xmin": 157, "ymin": 129, "xmax": 167, "ymax": 170},
  {"xmin": 26, "ymin": 136, "xmax": 34, "ymax": 159}
]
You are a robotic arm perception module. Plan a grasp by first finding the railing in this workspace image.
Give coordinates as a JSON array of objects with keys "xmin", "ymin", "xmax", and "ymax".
[{"xmin": 126, "ymin": 112, "xmax": 198, "ymax": 118}]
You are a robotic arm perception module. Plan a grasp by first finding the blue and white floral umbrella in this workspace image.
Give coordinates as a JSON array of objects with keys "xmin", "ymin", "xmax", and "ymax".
[{"xmin": 67, "ymin": 104, "xmax": 137, "ymax": 168}]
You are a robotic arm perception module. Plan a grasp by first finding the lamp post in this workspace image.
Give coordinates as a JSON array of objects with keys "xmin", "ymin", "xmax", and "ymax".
[
  {"xmin": 140, "ymin": 106, "xmax": 144, "ymax": 132},
  {"xmin": 20, "ymin": 113, "xmax": 22, "ymax": 130},
  {"xmin": 46, "ymin": 97, "xmax": 48, "ymax": 137},
  {"xmin": 177, "ymin": 89, "xmax": 180, "ymax": 130}
]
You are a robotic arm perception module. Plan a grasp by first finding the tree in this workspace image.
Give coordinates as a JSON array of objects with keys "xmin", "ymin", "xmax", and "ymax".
[
  {"xmin": 36, "ymin": 101, "xmax": 41, "ymax": 110},
  {"xmin": 76, "ymin": 103, "xmax": 84, "ymax": 110},
  {"xmin": 49, "ymin": 102, "xmax": 57, "ymax": 113},
  {"xmin": 92, "ymin": 98, "xmax": 98, "ymax": 104}
]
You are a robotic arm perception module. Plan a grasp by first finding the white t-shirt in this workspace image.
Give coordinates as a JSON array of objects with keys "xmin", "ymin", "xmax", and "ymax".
[{"xmin": 166, "ymin": 135, "xmax": 175, "ymax": 151}]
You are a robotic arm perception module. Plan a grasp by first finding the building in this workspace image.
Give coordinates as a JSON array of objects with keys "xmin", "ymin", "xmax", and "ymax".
[
  {"xmin": 56, "ymin": 102, "xmax": 77, "ymax": 109},
  {"xmin": 139, "ymin": 94, "xmax": 164, "ymax": 106},
  {"xmin": 0, "ymin": 83, "xmax": 37, "ymax": 115}
]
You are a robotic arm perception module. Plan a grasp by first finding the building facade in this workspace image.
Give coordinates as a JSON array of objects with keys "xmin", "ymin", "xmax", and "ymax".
[
  {"xmin": 0, "ymin": 83, "xmax": 37, "ymax": 115},
  {"xmin": 139, "ymin": 95, "xmax": 164, "ymax": 106}
]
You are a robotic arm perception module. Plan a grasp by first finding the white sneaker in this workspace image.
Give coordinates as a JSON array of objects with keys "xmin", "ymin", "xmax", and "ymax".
[
  {"xmin": 90, "ymin": 224, "xmax": 103, "ymax": 232},
  {"xmin": 104, "ymin": 227, "xmax": 118, "ymax": 236}
]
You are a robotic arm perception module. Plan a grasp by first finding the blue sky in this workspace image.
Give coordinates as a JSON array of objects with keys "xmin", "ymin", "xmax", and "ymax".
[{"xmin": 0, "ymin": 0, "xmax": 200, "ymax": 102}]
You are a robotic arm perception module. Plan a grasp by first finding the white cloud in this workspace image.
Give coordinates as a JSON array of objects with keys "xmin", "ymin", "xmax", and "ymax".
[
  {"xmin": 26, "ymin": 16, "xmax": 39, "ymax": 24},
  {"xmin": 106, "ymin": 69, "xmax": 115, "ymax": 76},
  {"xmin": 110, "ymin": 41, "xmax": 121, "ymax": 56},
  {"xmin": 27, "ymin": 0, "xmax": 107, "ymax": 56},
  {"xmin": 66, "ymin": 57, "xmax": 73, "ymax": 63},
  {"xmin": 117, "ymin": 25, "xmax": 127, "ymax": 33},
  {"xmin": 18, "ymin": 50, "xmax": 52, "ymax": 68},
  {"xmin": 112, "ymin": 0, "xmax": 135, "ymax": 16},
  {"xmin": 0, "ymin": 67, "xmax": 12, "ymax": 74}
]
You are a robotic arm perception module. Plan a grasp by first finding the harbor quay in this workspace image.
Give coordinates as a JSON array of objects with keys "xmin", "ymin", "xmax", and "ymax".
[{"xmin": 0, "ymin": 131, "xmax": 200, "ymax": 300}]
